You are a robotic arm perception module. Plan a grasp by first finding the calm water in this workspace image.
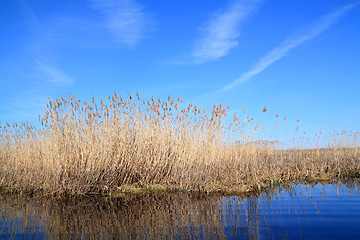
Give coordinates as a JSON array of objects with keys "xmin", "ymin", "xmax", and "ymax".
[{"xmin": 1, "ymin": 180, "xmax": 360, "ymax": 239}]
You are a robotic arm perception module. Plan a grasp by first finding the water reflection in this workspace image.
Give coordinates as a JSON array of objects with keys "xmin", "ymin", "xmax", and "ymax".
[{"xmin": 1, "ymin": 180, "xmax": 360, "ymax": 239}]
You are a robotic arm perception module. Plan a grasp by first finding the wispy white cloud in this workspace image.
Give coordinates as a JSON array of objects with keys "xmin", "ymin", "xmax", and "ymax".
[
  {"xmin": 37, "ymin": 61, "xmax": 74, "ymax": 85},
  {"xmin": 16, "ymin": 1, "xmax": 75, "ymax": 85},
  {"xmin": 17, "ymin": 0, "xmax": 41, "ymax": 26},
  {"xmin": 192, "ymin": 0, "xmax": 261, "ymax": 64},
  {"xmin": 18, "ymin": 0, "xmax": 145, "ymax": 49},
  {"xmin": 89, "ymin": 0, "xmax": 153, "ymax": 47},
  {"xmin": 219, "ymin": 2, "xmax": 359, "ymax": 93}
]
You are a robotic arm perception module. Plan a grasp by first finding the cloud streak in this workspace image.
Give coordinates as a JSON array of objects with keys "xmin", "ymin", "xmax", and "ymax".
[
  {"xmin": 192, "ymin": 0, "xmax": 261, "ymax": 64},
  {"xmin": 219, "ymin": 2, "xmax": 359, "ymax": 93},
  {"xmin": 17, "ymin": 0, "xmax": 41, "ymax": 26},
  {"xmin": 89, "ymin": 0, "xmax": 153, "ymax": 47},
  {"xmin": 37, "ymin": 61, "xmax": 74, "ymax": 85}
]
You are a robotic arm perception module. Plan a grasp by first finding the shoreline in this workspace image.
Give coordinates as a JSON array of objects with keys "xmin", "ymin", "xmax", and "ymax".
[{"xmin": 1, "ymin": 175, "xmax": 359, "ymax": 200}]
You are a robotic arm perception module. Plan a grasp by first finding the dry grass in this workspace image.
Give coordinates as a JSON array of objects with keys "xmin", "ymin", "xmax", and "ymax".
[{"xmin": 0, "ymin": 92, "xmax": 359, "ymax": 197}]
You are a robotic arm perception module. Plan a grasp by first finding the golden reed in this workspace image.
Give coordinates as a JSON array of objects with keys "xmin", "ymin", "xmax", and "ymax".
[{"xmin": 0, "ymin": 93, "xmax": 359, "ymax": 197}]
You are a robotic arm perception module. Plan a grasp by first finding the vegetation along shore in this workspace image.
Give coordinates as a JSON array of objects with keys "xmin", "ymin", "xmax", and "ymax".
[{"xmin": 0, "ymin": 93, "xmax": 359, "ymax": 198}]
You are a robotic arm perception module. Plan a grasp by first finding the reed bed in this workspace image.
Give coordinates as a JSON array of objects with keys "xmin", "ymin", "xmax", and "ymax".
[{"xmin": 0, "ymin": 93, "xmax": 359, "ymax": 196}]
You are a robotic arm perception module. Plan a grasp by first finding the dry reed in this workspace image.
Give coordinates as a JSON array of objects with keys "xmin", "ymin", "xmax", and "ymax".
[{"xmin": 0, "ymin": 93, "xmax": 359, "ymax": 197}]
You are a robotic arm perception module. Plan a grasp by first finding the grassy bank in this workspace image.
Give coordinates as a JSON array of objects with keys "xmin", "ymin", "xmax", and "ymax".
[{"xmin": 0, "ymin": 93, "xmax": 359, "ymax": 197}]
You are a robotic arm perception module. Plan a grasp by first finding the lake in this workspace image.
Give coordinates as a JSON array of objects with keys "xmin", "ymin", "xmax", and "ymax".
[{"xmin": 1, "ymin": 180, "xmax": 360, "ymax": 239}]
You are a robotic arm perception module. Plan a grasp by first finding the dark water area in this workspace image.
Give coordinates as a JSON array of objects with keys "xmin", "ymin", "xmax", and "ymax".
[{"xmin": 1, "ymin": 180, "xmax": 360, "ymax": 239}]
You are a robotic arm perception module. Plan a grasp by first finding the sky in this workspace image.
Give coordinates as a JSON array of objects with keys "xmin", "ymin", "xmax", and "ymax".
[{"xmin": 1, "ymin": 0, "xmax": 359, "ymax": 144}]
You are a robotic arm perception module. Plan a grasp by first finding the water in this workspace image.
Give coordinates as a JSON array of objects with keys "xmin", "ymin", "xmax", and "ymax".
[{"xmin": 1, "ymin": 180, "xmax": 360, "ymax": 239}]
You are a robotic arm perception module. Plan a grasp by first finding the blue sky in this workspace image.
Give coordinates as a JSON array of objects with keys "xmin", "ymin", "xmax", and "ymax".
[{"xmin": 1, "ymin": 0, "xmax": 359, "ymax": 143}]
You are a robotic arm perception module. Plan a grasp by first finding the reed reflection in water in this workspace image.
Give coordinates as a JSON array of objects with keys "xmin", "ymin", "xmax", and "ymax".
[{"xmin": 1, "ymin": 180, "xmax": 360, "ymax": 239}]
